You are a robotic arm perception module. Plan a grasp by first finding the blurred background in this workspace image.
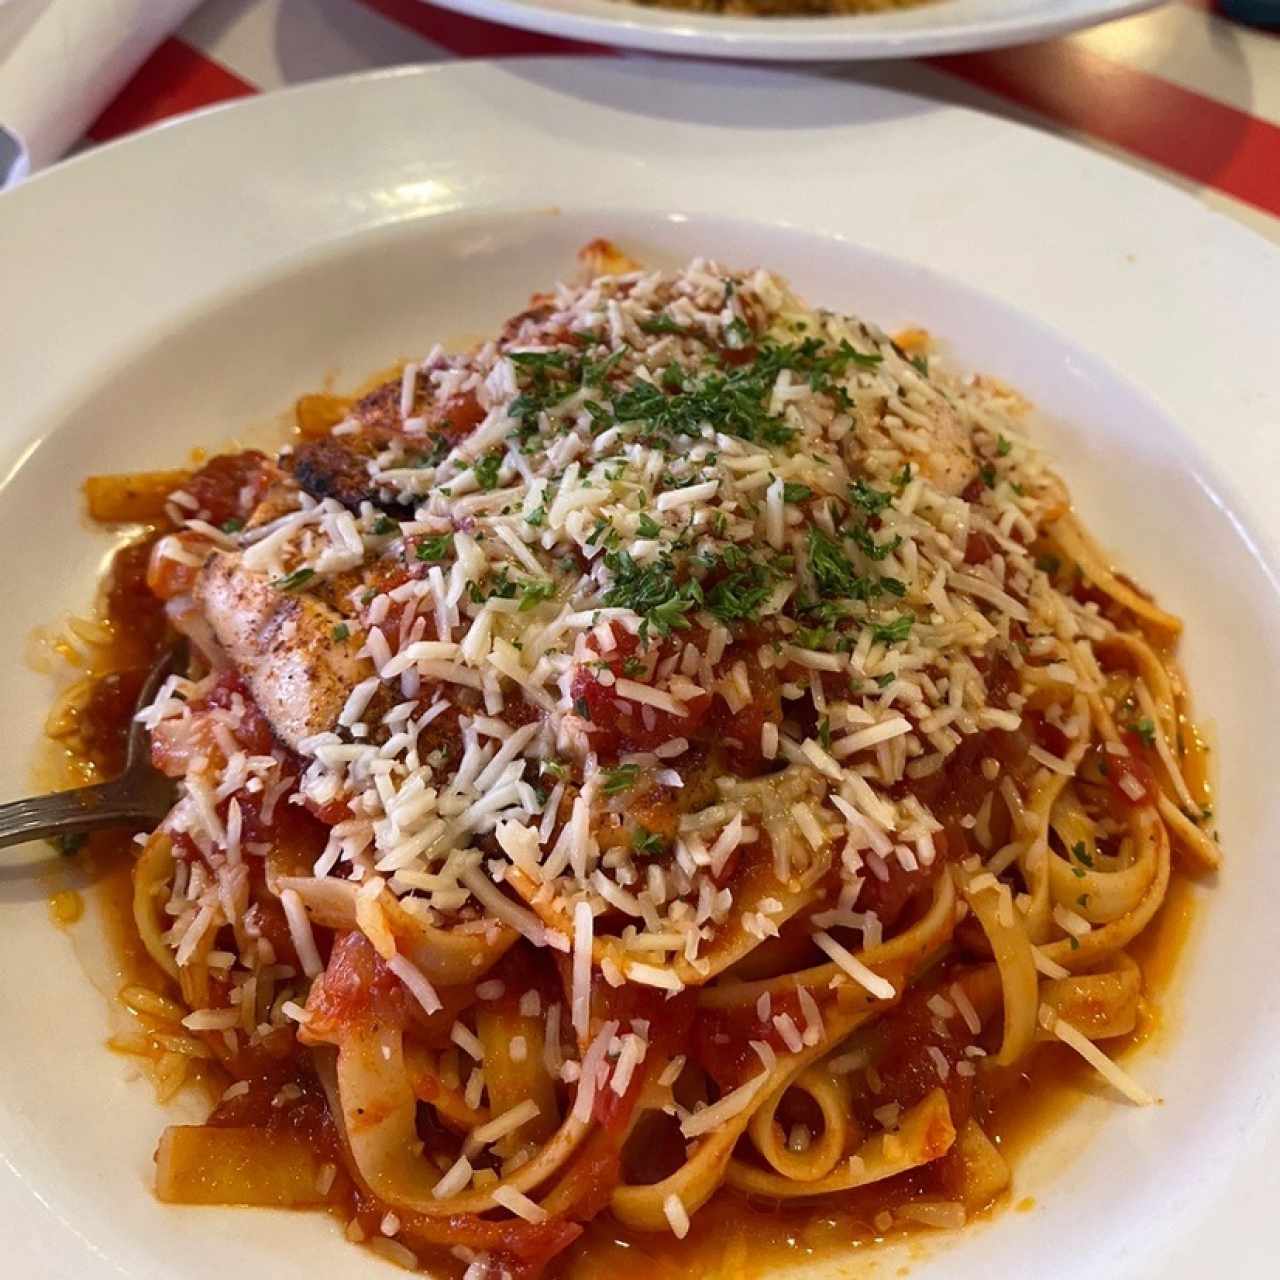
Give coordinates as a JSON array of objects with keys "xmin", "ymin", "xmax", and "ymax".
[{"xmin": 0, "ymin": 0, "xmax": 1276, "ymax": 245}]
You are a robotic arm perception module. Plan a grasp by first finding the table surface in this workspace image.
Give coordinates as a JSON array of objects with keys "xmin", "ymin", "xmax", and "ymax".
[{"xmin": 86, "ymin": 0, "xmax": 1280, "ymax": 244}]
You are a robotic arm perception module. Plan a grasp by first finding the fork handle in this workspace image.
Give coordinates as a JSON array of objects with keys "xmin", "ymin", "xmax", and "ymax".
[{"xmin": 0, "ymin": 784, "xmax": 157, "ymax": 851}]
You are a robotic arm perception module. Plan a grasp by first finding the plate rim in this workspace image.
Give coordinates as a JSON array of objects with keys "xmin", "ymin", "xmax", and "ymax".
[{"xmin": 410, "ymin": 0, "xmax": 1162, "ymax": 60}]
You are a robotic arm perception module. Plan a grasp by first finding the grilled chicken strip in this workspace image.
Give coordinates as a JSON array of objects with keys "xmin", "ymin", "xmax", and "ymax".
[
  {"xmin": 911, "ymin": 396, "xmax": 976, "ymax": 497},
  {"xmin": 194, "ymin": 550, "xmax": 371, "ymax": 751}
]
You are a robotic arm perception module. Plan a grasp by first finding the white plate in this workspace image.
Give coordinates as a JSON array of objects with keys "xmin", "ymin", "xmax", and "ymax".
[
  {"xmin": 2, "ymin": 58, "xmax": 1279, "ymax": 1280},
  {"xmin": 424, "ymin": 0, "xmax": 1159, "ymax": 60}
]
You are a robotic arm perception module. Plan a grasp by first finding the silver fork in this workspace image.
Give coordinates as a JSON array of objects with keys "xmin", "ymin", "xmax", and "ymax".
[{"xmin": 0, "ymin": 645, "xmax": 183, "ymax": 852}]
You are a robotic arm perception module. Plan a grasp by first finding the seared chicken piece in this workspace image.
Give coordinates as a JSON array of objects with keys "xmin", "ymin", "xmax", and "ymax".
[
  {"xmin": 911, "ymin": 395, "xmax": 976, "ymax": 497},
  {"xmin": 290, "ymin": 437, "xmax": 395, "ymax": 512},
  {"xmin": 194, "ymin": 550, "xmax": 372, "ymax": 751}
]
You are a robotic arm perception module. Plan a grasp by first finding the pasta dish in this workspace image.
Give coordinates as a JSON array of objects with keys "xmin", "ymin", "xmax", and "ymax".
[{"xmin": 54, "ymin": 242, "xmax": 1220, "ymax": 1277}]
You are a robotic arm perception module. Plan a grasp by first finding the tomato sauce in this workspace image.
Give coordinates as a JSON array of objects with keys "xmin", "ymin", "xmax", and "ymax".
[{"xmin": 571, "ymin": 625, "xmax": 713, "ymax": 757}]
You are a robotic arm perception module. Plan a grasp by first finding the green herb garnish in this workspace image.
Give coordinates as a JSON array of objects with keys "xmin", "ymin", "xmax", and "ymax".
[
  {"xmin": 639, "ymin": 314, "xmax": 690, "ymax": 337},
  {"xmin": 849, "ymin": 479, "xmax": 893, "ymax": 516},
  {"xmin": 518, "ymin": 580, "xmax": 556, "ymax": 611},
  {"xmin": 632, "ymin": 826, "xmax": 665, "ymax": 857},
  {"xmin": 603, "ymin": 764, "xmax": 640, "ymax": 796},
  {"xmin": 273, "ymin": 567, "xmax": 315, "ymax": 592},
  {"xmin": 415, "ymin": 534, "xmax": 452, "ymax": 562},
  {"xmin": 602, "ymin": 550, "xmax": 700, "ymax": 638},
  {"xmin": 472, "ymin": 452, "xmax": 503, "ymax": 491},
  {"xmin": 871, "ymin": 614, "xmax": 914, "ymax": 645}
]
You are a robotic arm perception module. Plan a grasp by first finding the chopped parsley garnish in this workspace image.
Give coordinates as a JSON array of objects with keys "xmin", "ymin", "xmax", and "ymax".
[
  {"xmin": 871, "ymin": 614, "xmax": 914, "ymax": 645},
  {"xmin": 1035, "ymin": 554, "xmax": 1062, "ymax": 576},
  {"xmin": 415, "ymin": 534, "xmax": 452, "ymax": 562},
  {"xmin": 639, "ymin": 314, "xmax": 691, "ymax": 337},
  {"xmin": 605, "ymin": 339, "xmax": 882, "ymax": 449},
  {"xmin": 849, "ymin": 479, "xmax": 893, "ymax": 516},
  {"xmin": 601, "ymin": 550, "xmax": 701, "ymax": 638},
  {"xmin": 468, "ymin": 567, "xmax": 518, "ymax": 604},
  {"xmin": 331, "ymin": 623, "xmax": 350, "ymax": 642},
  {"xmin": 724, "ymin": 317, "xmax": 752, "ymax": 347},
  {"xmin": 997, "ymin": 435, "xmax": 1013, "ymax": 457},
  {"xmin": 848, "ymin": 524, "xmax": 903, "ymax": 563},
  {"xmin": 525, "ymin": 505, "xmax": 545, "ymax": 527},
  {"xmin": 220, "ymin": 517, "xmax": 244, "ymax": 534},
  {"xmin": 603, "ymin": 764, "xmax": 640, "ymax": 796},
  {"xmin": 273, "ymin": 567, "xmax": 315, "ymax": 592},
  {"xmin": 632, "ymin": 826, "xmax": 666, "ymax": 857},
  {"xmin": 818, "ymin": 717, "xmax": 832, "ymax": 751},
  {"xmin": 622, "ymin": 656, "xmax": 646, "ymax": 678},
  {"xmin": 980, "ymin": 463, "xmax": 997, "ymax": 489},
  {"xmin": 408, "ymin": 436, "xmax": 451, "ymax": 468},
  {"xmin": 793, "ymin": 626, "xmax": 833, "ymax": 651},
  {"xmin": 518, "ymin": 579, "xmax": 556, "ymax": 611},
  {"xmin": 373, "ymin": 515, "xmax": 397, "ymax": 537},
  {"xmin": 910, "ymin": 354, "xmax": 929, "ymax": 377},
  {"xmin": 1133, "ymin": 718, "xmax": 1157, "ymax": 747},
  {"xmin": 705, "ymin": 554, "xmax": 774, "ymax": 625},
  {"xmin": 782, "ymin": 482, "xmax": 812, "ymax": 504},
  {"xmin": 875, "ymin": 672, "xmax": 896, "ymax": 689},
  {"xmin": 808, "ymin": 527, "xmax": 864, "ymax": 599},
  {"xmin": 584, "ymin": 400, "xmax": 612, "ymax": 429},
  {"xmin": 541, "ymin": 759, "xmax": 569, "ymax": 781},
  {"xmin": 611, "ymin": 379, "xmax": 667, "ymax": 424},
  {"xmin": 472, "ymin": 452, "xmax": 503, "ymax": 491},
  {"xmin": 1071, "ymin": 841, "xmax": 1094, "ymax": 868},
  {"xmin": 581, "ymin": 349, "xmax": 626, "ymax": 389},
  {"xmin": 508, "ymin": 349, "xmax": 570, "ymax": 371},
  {"xmin": 636, "ymin": 513, "xmax": 662, "ymax": 538}
]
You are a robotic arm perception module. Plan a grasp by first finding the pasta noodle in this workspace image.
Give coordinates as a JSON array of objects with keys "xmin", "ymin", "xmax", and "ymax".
[{"xmin": 56, "ymin": 244, "xmax": 1220, "ymax": 1278}]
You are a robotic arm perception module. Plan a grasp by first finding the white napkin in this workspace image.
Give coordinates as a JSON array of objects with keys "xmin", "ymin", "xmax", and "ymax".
[{"xmin": 0, "ymin": 0, "xmax": 204, "ymax": 185}]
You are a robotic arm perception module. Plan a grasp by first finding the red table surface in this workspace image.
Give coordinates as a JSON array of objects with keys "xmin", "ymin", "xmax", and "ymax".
[{"xmin": 87, "ymin": 0, "xmax": 1280, "ymax": 241}]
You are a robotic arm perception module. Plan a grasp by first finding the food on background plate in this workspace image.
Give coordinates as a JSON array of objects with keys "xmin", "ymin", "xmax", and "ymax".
[
  {"xmin": 55, "ymin": 240, "xmax": 1220, "ymax": 1277},
  {"xmin": 626, "ymin": 0, "xmax": 934, "ymax": 16}
]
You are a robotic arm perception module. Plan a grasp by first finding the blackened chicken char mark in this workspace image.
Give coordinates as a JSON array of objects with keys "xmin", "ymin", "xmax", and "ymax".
[{"xmin": 289, "ymin": 437, "xmax": 391, "ymax": 512}]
